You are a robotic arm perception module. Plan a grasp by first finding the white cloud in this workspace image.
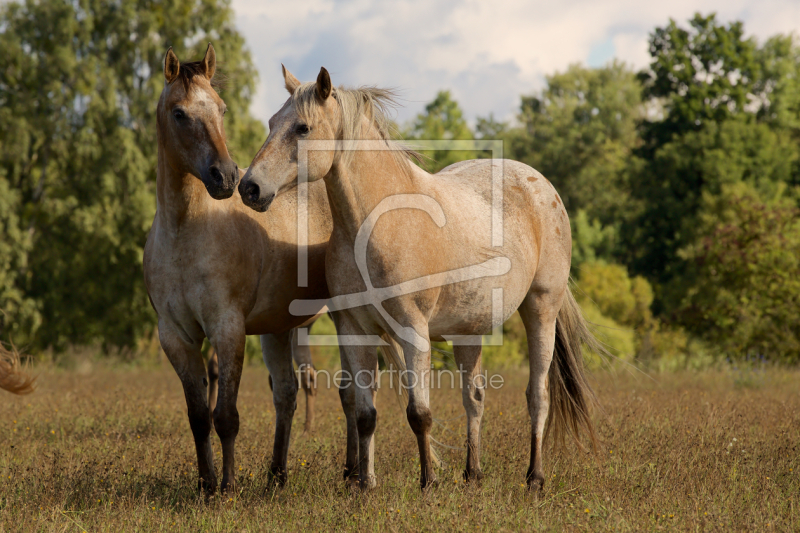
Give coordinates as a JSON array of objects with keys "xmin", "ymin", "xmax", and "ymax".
[{"xmin": 231, "ymin": 0, "xmax": 800, "ymax": 126}]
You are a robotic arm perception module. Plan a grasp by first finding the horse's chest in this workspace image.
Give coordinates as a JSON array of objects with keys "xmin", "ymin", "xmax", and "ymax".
[{"xmin": 145, "ymin": 239, "xmax": 207, "ymax": 323}]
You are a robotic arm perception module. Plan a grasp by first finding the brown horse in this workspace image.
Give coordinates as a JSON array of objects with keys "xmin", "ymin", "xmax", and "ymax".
[
  {"xmin": 206, "ymin": 343, "xmax": 317, "ymax": 434},
  {"xmin": 0, "ymin": 344, "xmax": 35, "ymax": 395},
  {"xmin": 143, "ymin": 45, "xmax": 332, "ymax": 493},
  {"xmin": 240, "ymin": 66, "xmax": 600, "ymax": 492}
]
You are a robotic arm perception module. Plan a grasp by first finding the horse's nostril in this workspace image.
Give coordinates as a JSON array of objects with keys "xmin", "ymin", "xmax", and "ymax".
[
  {"xmin": 210, "ymin": 166, "xmax": 224, "ymax": 184},
  {"xmin": 244, "ymin": 182, "xmax": 260, "ymax": 203}
]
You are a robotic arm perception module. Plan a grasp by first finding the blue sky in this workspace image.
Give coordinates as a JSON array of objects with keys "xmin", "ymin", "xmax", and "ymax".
[{"xmin": 230, "ymin": 0, "xmax": 800, "ymax": 126}]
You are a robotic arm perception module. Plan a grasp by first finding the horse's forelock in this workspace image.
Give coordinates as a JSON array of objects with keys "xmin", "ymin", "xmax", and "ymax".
[
  {"xmin": 173, "ymin": 60, "xmax": 226, "ymax": 92},
  {"xmin": 291, "ymin": 83, "xmax": 420, "ymax": 169}
]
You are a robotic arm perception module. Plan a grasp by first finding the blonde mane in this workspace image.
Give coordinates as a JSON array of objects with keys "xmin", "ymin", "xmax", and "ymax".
[{"xmin": 291, "ymin": 83, "xmax": 421, "ymax": 170}]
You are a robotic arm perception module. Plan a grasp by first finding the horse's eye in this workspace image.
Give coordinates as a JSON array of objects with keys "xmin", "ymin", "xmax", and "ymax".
[
  {"xmin": 296, "ymin": 124, "xmax": 310, "ymax": 135},
  {"xmin": 173, "ymin": 109, "xmax": 186, "ymax": 120}
]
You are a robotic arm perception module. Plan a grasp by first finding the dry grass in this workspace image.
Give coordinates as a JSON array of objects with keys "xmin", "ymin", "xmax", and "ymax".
[{"xmin": 0, "ymin": 360, "xmax": 798, "ymax": 532}]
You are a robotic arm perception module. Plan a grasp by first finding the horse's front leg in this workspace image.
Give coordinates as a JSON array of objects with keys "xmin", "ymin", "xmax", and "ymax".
[
  {"xmin": 208, "ymin": 317, "xmax": 247, "ymax": 493},
  {"xmin": 159, "ymin": 322, "xmax": 217, "ymax": 493},
  {"xmin": 336, "ymin": 315, "xmax": 379, "ymax": 491},
  {"xmin": 329, "ymin": 313, "xmax": 359, "ymax": 483},
  {"xmin": 400, "ymin": 327, "xmax": 437, "ymax": 490},
  {"xmin": 261, "ymin": 331, "xmax": 299, "ymax": 487}
]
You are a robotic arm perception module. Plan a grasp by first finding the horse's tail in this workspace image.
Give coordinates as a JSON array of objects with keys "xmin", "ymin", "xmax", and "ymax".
[
  {"xmin": 0, "ymin": 343, "xmax": 36, "ymax": 395},
  {"xmin": 379, "ymin": 334, "xmax": 441, "ymax": 468},
  {"xmin": 545, "ymin": 288, "xmax": 599, "ymax": 451}
]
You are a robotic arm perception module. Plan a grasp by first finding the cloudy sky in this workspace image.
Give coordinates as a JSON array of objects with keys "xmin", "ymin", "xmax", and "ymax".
[{"xmin": 230, "ymin": 0, "xmax": 800, "ymax": 126}]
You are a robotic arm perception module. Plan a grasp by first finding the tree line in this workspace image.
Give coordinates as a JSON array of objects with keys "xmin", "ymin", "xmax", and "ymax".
[
  {"xmin": 408, "ymin": 13, "xmax": 800, "ymax": 364},
  {"xmin": 0, "ymin": 2, "xmax": 797, "ymax": 362}
]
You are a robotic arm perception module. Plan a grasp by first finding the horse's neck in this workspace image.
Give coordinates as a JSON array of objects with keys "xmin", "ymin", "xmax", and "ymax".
[
  {"xmin": 324, "ymin": 144, "xmax": 417, "ymax": 242},
  {"xmin": 155, "ymin": 149, "xmax": 210, "ymax": 234}
]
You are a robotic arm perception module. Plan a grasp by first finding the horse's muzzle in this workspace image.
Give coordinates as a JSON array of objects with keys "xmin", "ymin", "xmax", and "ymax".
[
  {"xmin": 204, "ymin": 160, "xmax": 239, "ymax": 200},
  {"xmin": 239, "ymin": 179, "xmax": 275, "ymax": 212}
]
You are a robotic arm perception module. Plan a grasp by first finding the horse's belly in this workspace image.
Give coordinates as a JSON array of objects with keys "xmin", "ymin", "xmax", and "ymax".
[{"xmin": 428, "ymin": 272, "xmax": 530, "ymax": 338}]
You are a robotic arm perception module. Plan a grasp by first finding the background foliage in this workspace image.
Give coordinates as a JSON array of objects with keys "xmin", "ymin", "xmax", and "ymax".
[
  {"xmin": 0, "ymin": 0, "xmax": 265, "ymax": 350},
  {"xmin": 1, "ymin": 6, "xmax": 798, "ymax": 364},
  {"xmin": 409, "ymin": 13, "xmax": 800, "ymax": 364}
]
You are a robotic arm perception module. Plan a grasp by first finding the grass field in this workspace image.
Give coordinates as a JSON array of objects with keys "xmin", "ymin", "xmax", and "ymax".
[{"xmin": 0, "ymin": 359, "xmax": 798, "ymax": 532}]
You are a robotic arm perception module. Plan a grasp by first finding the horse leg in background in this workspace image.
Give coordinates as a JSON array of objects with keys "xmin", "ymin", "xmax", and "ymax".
[
  {"xmin": 209, "ymin": 319, "xmax": 247, "ymax": 493},
  {"xmin": 518, "ymin": 291, "xmax": 561, "ymax": 491},
  {"xmin": 291, "ymin": 328, "xmax": 317, "ymax": 433},
  {"xmin": 401, "ymin": 328, "xmax": 437, "ymax": 489},
  {"xmin": 261, "ymin": 331, "xmax": 299, "ymax": 487},
  {"xmin": 159, "ymin": 322, "xmax": 217, "ymax": 493},
  {"xmin": 207, "ymin": 348, "xmax": 219, "ymax": 415},
  {"xmin": 453, "ymin": 342, "xmax": 485, "ymax": 482}
]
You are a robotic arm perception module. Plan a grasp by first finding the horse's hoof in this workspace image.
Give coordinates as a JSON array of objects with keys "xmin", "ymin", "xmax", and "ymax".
[
  {"xmin": 463, "ymin": 468, "xmax": 484, "ymax": 483},
  {"xmin": 345, "ymin": 475, "xmax": 361, "ymax": 493},
  {"xmin": 343, "ymin": 466, "xmax": 357, "ymax": 481},
  {"xmin": 198, "ymin": 476, "xmax": 217, "ymax": 495},
  {"xmin": 361, "ymin": 474, "xmax": 377, "ymax": 491},
  {"xmin": 420, "ymin": 475, "xmax": 438, "ymax": 491},
  {"xmin": 526, "ymin": 474, "xmax": 545, "ymax": 492},
  {"xmin": 220, "ymin": 478, "xmax": 237, "ymax": 494},
  {"xmin": 268, "ymin": 466, "xmax": 288, "ymax": 488}
]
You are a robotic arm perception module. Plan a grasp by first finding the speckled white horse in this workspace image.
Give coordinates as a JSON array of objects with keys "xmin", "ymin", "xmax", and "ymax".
[{"xmin": 239, "ymin": 66, "xmax": 600, "ymax": 492}]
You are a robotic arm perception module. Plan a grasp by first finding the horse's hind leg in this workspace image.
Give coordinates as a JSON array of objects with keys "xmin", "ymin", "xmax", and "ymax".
[
  {"xmin": 453, "ymin": 342, "xmax": 485, "ymax": 481},
  {"xmin": 159, "ymin": 322, "xmax": 217, "ymax": 493},
  {"xmin": 291, "ymin": 328, "xmax": 317, "ymax": 433},
  {"xmin": 518, "ymin": 289, "xmax": 563, "ymax": 491},
  {"xmin": 261, "ymin": 331, "xmax": 299, "ymax": 487},
  {"xmin": 207, "ymin": 348, "xmax": 219, "ymax": 414}
]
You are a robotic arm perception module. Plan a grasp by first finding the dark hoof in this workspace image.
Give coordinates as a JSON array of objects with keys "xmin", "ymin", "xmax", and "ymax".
[
  {"xmin": 268, "ymin": 466, "xmax": 288, "ymax": 488},
  {"xmin": 463, "ymin": 468, "xmax": 484, "ymax": 483},
  {"xmin": 526, "ymin": 469, "xmax": 545, "ymax": 492},
  {"xmin": 220, "ymin": 478, "xmax": 237, "ymax": 494},
  {"xmin": 420, "ymin": 475, "xmax": 438, "ymax": 491},
  {"xmin": 345, "ymin": 476, "xmax": 361, "ymax": 493},
  {"xmin": 343, "ymin": 466, "xmax": 357, "ymax": 481},
  {"xmin": 198, "ymin": 476, "xmax": 217, "ymax": 495}
]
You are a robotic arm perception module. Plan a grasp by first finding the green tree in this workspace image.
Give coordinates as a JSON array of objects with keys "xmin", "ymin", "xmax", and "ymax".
[
  {"xmin": 507, "ymin": 61, "xmax": 642, "ymax": 225},
  {"xmin": 677, "ymin": 183, "xmax": 800, "ymax": 361},
  {"xmin": 0, "ymin": 0, "xmax": 265, "ymax": 350},
  {"xmin": 404, "ymin": 90, "xmax": 475, "ymax": 173},
  {"xmin": 625, "ymin": 14, "xmax": 800, "ymax": 306},
  {"xmin": 637, "ymin": 13, "xmax": 760, "ymax": 151}
]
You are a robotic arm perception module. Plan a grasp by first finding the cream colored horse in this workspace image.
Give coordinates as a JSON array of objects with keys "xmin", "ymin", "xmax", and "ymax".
[
  {"xmin": 143, "ymin": 46, "xmax": 331, "ymax": 493},
  {"xmin": 240, "ymin": 66, "xmax": 600, "ymax": 491}
]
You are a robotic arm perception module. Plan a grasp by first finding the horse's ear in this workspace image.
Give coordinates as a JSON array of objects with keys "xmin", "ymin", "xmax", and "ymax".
[
  {"xmin": 282, "ymin": 64, "xmax": 300, "ymax": 95},
  {"xmin": 316, "ymin": 67, "xmax": 332, "ymax": 101},
  {"xmin": 202, "ymin": 43, "xmax": 216, "ymax": 80},
  {"xmin": 164, "ymin": 47, "xmax": 180, "ymax": 84}
]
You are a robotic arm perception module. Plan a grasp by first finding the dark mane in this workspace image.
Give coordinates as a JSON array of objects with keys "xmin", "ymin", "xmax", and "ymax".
[{"xmin": 175, "ymin": 60, "xmax": 225, "ymax": 91}]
